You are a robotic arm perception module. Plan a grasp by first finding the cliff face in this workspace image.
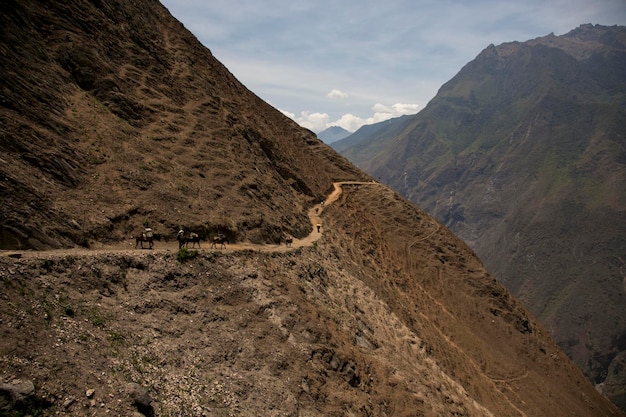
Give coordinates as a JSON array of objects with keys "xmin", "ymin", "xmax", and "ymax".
[
  {"xmin": 0, "ymin": 2, "xmax": 623, "ymax": 416},
  {"xmin": 335, "ymin": 24, "xmax": 626, "ymax": 408}
]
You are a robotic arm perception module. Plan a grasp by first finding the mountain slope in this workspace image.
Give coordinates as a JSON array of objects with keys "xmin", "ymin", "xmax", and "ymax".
[
  {"xmin": 0, "ymin": 0, "xmax": 367, "ymax": 250},
  {"xmin": 331, "ymin": 114, "xmax": 414, "ymax": 158},
  {"xmin": 335, "ymin": 24, "xmax": 626, "ymax": 407},
  {"xmin": 2, "ymin": 182, "xmax": 622, "ymax": 416},
  {"xmin": 0, "ymin": 3, "xmax": 623, "ymax": 416}
]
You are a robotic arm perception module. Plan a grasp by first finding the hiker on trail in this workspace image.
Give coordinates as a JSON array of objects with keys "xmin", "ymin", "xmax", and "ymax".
[
  {"xmin": 316, "ymin": 223, "xmax": 322, "ymax": 233},
  {"xmin": 321, "ymin": 200, "xmax": 325, "ymax": 207},
  {"xmin": 177, "ymin": 228, "xmax": 185, "ymax": 248}
]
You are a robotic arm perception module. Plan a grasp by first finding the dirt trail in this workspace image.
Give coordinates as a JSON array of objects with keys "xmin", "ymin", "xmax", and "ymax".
[{"xmin": 1, "ymin": 181, "xmax": 382, "ymax": 259}]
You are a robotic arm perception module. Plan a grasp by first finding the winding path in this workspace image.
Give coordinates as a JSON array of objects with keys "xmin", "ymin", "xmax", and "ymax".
[
  {"xmin": 194, "ymin": 181, "xmax": 379, "ymax": 252},
  {"xmin": 1, "ymin": 181, "xmax": 382, "ymax": 258}
]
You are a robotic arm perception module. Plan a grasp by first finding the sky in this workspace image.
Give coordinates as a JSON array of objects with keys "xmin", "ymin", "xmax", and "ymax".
[{"xmin": 159, "ymin": 0, "xmax": 626, "ymax": 133}]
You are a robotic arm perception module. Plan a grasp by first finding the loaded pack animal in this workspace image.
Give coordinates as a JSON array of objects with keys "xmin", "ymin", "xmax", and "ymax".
[
  {"xmin": 185, "ymin": 232, "xmax": 202, "ymax": 248},
  {"xmin": 135, "ymin": 228, "xmax": 155, "ymax": 249},
  {"xmin": 284, "ymin": 235, "xmax": 293, "ymax": 247},
  {"xmin": 177, "ymin": 230, "xmax": 203, "ymax": 248},
  {"xmin": 210, "ymin": 233, "xmax": 228, "ymax": 249}
]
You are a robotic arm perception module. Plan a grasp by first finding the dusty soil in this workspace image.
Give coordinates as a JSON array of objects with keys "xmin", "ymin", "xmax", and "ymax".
[
  {"xmin": 1, "ymin": 181, "xmax": 352, "ymax": 260},
  {"xmin": 2, "ymin": 181, "xmax": 622, "ymax": 416}
]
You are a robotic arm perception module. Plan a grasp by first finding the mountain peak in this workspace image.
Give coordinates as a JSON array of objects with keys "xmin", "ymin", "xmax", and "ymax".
[
  {"xmin": 335, "ymin": 24, "xmax": 626, "ymax": 411},
  {"xmin": 317, "ymin": 125, "xmax": 352, "ymax": 143}
]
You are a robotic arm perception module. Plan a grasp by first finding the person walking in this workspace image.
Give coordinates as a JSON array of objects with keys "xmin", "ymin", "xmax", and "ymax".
[{"xmin": 177, "ymin": 228, "xmax": 185, "ymax": 248}]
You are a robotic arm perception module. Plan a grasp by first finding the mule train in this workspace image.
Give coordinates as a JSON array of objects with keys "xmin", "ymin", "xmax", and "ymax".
[{"xmin": 177, "ymin": 230, "xmax": 228, "ymax": 250}]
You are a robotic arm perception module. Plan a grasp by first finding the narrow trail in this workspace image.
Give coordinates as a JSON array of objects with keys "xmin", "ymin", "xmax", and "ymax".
[{"xmin": 1, "ymin": 181, "xmax": 383, "ymax": 259}]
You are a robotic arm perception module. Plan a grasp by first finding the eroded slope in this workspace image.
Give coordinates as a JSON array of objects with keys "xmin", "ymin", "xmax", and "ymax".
[{"xmin": 1, "ymin": 182, "xmax": 621, "ymax": 416}]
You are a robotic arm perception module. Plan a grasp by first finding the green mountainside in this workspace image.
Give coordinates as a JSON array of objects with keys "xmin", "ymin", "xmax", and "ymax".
[{"xmin": 335, "ymin": 24, "xmax": 626, "ymax": 408}]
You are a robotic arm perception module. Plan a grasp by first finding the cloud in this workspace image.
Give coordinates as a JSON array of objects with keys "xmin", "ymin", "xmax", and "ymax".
[
  {"xmin": 281, "ymin": 103, "xmax": 419, "ymax": 133},
  {"xmin": 327, "ymin": 89, "xmax": 348, "ymax": 99},
  {"xmin": 161, "ymin": 0, "xmax": 626, "ymax": 136},
  {"xmin": 280, "ymin": 110, "xmax": 330, "ymax": 133},
  {"xmin": 330, "ymin": 103, "xmax": 419, "ymax": 132},
  {"xmin": 334, "ymin": 113, "xmax": 367, "ymax": 133},
  {"xmin": 278, "ymin": 109, "xmax": 295, "ymax": 119},
  {"xmin": 371, "ymin": 103, "xmax": 420, "ymax": 120}
]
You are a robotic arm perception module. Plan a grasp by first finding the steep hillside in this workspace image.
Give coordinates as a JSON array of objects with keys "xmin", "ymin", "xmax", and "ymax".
[
  {"xmin": 335, "ymin": 24, "xmax": 626, "ymax": 407},
  {"xmin": 1, "ymin": 183, "xmax": 622, "ymax": 416},
  {"xmin": 0, "ymin": 0, "xmax": 367, "ymax": 251},
  {"xmin": 0, "ymin": 2, "xmax": 623, "ymax": 416}
]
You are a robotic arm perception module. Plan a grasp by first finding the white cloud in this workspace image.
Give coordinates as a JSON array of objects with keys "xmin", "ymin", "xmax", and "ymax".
[
  {"xmin": 327, "ymin": 89, "xmax": 348, "ymax": 99},
  {"xmin": 375, "ymin": 103, "xmax": 420, "ymax": 114},
  {"xmin": 161, "ymin": 0, "xmax": 626, "ymax": 135},
  {"xmin": 334, "ymin": 113, "xmax": 366, "ymax": 133},
  {"xmin": 371, "ymin": 103, "xmax": 420, "ymax": 121},
  {"xmin": 281, "ymin": 102, "xmax": 419, "ymax": 133},
  {"xmin": 330, "ymin": 103, "xmax": 419, "ymax": 132},
  {"xmin": 278, "ymin": 109, "xmax": 295, "ymax": 119},
  {"xmin": 285, "ymin": 111, "xmax": 331, "ymax": 133}
]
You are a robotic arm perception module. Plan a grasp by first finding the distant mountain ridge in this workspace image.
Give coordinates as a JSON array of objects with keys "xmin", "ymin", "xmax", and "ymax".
[
  {"xmin": 331, "ymin": 114, "xmax": 414, "ymax": 163},
  {"xmin": 317, "ymin": 125, "xmax": 351, "ymax": 143},
  {"xmin": 335, "ymin": 23, "xmax": 626, "ymax": 409}
]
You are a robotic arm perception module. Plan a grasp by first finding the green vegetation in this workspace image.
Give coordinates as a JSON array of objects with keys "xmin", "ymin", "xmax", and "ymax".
[
  {"xmin": 177, "ymin": 247, "xmax": 198, "ymax": 263},
  {"xmin": 40, "ymin": 259, "xmax": 54, "ymax": 271},
  {"xmin": 89, "ymin": 307, "xmax": 107, "ymax": 327},
  {"xmin": 109, "ymin": 330, "xmax": 127, "ymax": 348},
  {"xmin": 41, "ymin": 300, "xmax": 53, "ymax": 323},
  {"xmin": 63, "ymin": 303, "xmax": 75, "ymax": 317},
  {"xmin": 90, "ymin": 264, "xmax": 101, "ymax": 277}
]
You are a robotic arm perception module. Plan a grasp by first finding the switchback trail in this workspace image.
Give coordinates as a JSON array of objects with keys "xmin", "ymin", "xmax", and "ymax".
[{"xmin": 1, "ymin": 181, "xmax": 382, "ymax": 259}]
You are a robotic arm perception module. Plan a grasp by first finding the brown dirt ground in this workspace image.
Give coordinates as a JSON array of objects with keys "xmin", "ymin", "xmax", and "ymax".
[{"xmin": 1, "ymin": 181, "xmax": 622, "ymax": 416}]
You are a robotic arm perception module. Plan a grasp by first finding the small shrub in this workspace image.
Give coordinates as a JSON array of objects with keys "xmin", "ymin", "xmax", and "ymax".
[
  {"xmin": 177, "ymin": 248, "xmax": 198, "ymax": 263},
  {"xmin": 42, "ymin": 300, "xmax": 53, "ymax": 323},
  {"xmin": 63, "ymin": 304, "xmax": 75, "ymax": 317},
  {"xmin": 89, "ymin": 308, "xmax": 106, "ymax": 327},
  {"xmin": 108, "ymin": 331, "xmax": 126, "ymax": 347},
  {"xmin": 41, "ymin": 259, "xmax": 54, "ymax": 271}
]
